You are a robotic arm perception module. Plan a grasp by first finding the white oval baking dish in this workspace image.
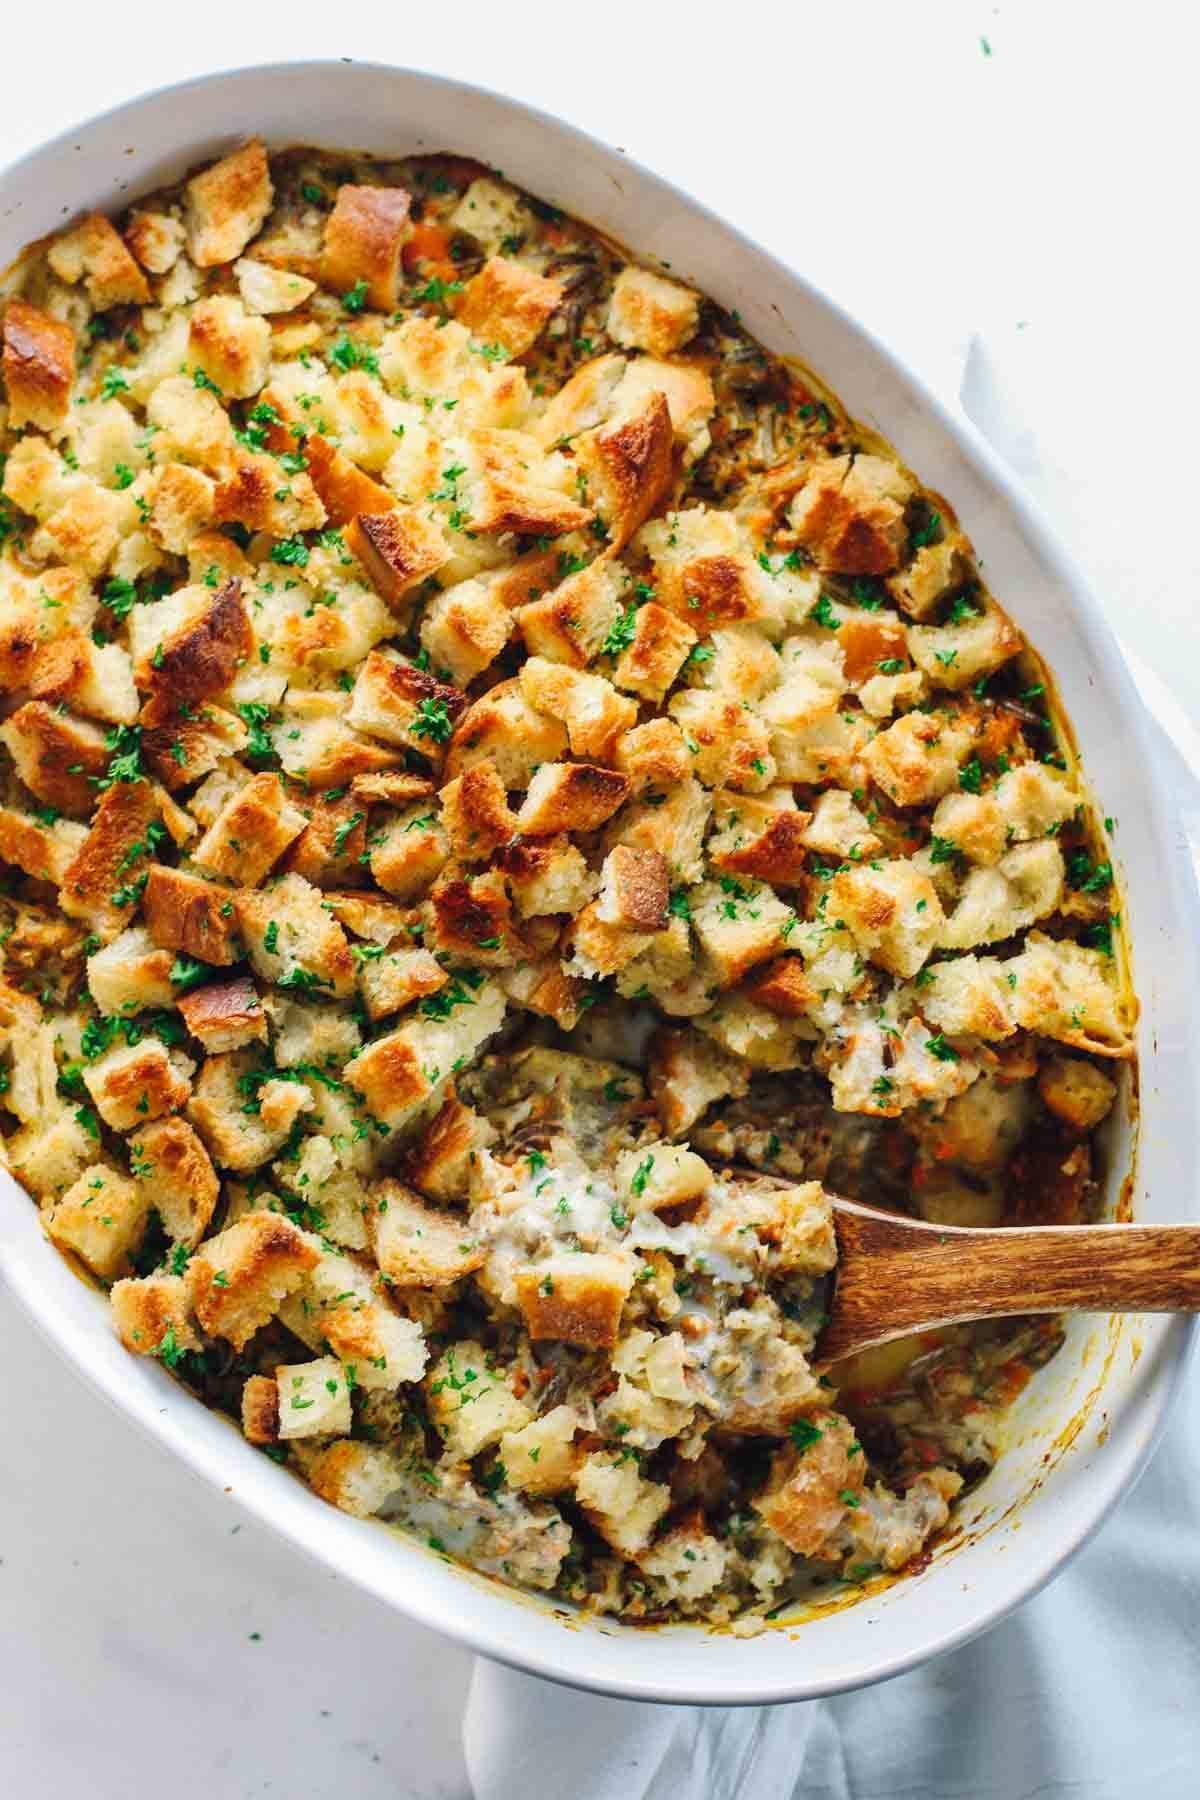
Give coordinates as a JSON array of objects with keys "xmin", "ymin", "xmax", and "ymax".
[{"xmin": 0, "ymin": 60, "xmax": 1196, "ymax": 1707}]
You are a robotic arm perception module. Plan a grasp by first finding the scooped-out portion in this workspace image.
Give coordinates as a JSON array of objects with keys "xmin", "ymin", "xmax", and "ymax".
[{"xmin": 0, "ymin": 140, "xmax": 1134, "ymax": 1630}]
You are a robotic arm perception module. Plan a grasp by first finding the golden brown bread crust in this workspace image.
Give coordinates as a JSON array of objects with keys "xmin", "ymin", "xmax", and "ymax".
[
  {"xmin": 59, "ymin": 780, "xmax": 160, "ymax": 930},
  {"xmin": 241, "ymin": 1374, "xmax": 281, "ymax": 1444},
  {"xmin": 2, "ymin": 299, "xmax": 75, "ymax": 430},
  {"xmin": 743, "ymin": 955, "xmax": 818, "ymax": 1018},
  {"xmin": 347, "ymin": 509, "xmax": 449, "ymax": 606},
  {"xmin": 143, "ymin": 864, "xmax": 241, "ymax": 964},
  {"xmin": 185, "ymin": 140, "xmax": 274, "ymax": 267},
  {"xmin": 513, "ymin": 1255, "xmax": 634, "ymax": 1349},
  {"xmin": 454, "ymin": 256, "xmax": 563, "ymax": 356},
  {"xmin": 126, "ymin": 1116, "xmax": 219, "ymax": 1246},
  {"xmin": 47, "ymin": 212, "xmax": 152, "ymax": 308},
  {"xmin": 599, "ymin": 845, "xmax": 669, "ymax": 931},
  {"xmin": 576, "ymin": 390, "xmax": 674, "ymax": 549},
  {"xmin": 140, "ymin": 578, "xmax": 253, "ymax": 724},
  {"xmin": 189, "ymin": 1212, "xmax": 320, "ymax": 1348},
  {"xmin": 319, "ymin": 184, "xmax": 412, "ymax": 311},
  {"xmin": 178, "ymin": 973, "xmax": 267, "ymax": 1052}
]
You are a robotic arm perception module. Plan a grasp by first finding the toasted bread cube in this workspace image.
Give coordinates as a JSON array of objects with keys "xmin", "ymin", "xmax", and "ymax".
[
  {"xmin": 347, "ymin": 508, "xmax": 450, "ymax": 608},
  {"xmin": 499, "ymin": 958, "xmax": 585, "ymax": 1030},
  {"xmin": 188, "ymin": 1211, "xmax": 319, "ymax": 1346},
  {"xmin": 318, "ymin": 1295, "xmax": 427, "ymax": 1390},
  {"xmin": 612, "ymin": 718, "xmax": 690, "ymax": 790},
  {"xmin": 210, "ymin": 448, "xmax": 325, "ymax": 537},
  {"xmin": 268, "ymin": 996, "xmax": 363, "ymax": 1071},
  {"xmin": 697, "ymin": 991, "xmax": 813, "ymax": 1070},
  {"xmin": 670, "ymin": 688, "xmax": 774, "ymax": 791},
  {"xmin": 754, "ymin": 1412, "xmax": 866, "ymax": 1555},
  {"xmin": 419, "ymin": 578, "xmax": 512, "ymax": 684},
  {"xmin": 192, "ymin": 772, "xmax": 307, "ymax": 886},
  {"xmin": 457, "ymin": 426, "xmax": 591, "ymax": 538},
  {"xmin": 755, "ymin": 1180, "xmax": 838, "ymax": 1273},
  {"xmin": 28, "ymin": 632, "xmax": 137, "ymax": 725},
  {"xmin": 518, "ymin": 657, "xmax": 637, "ymax": 761},
  {"xmin": 87, "ymin": 925, "xmax": 178, "ymax": 1017},
  {"xmin": 0, "ymin": 701, "xmax": 108, "ymax": 816},
  {"xmin": 514, "ymin": 1253, "xmax": 636, "ymax": 1349},
  {"xmin": 188, "ymin": 1050, "xmax": 314, "ymax": 1172},
  {"xmin": 455, "ymin": 256, "xmax": 563, "ymax": 356},
  {"xmin": 612, "ymin": 601, "xmax": 696, "ymax": 702},
  {"xmin": 275, "ymin": 1356, "xmax": 353, "ymax": 1440},
  {"xmin": 493, "ymin": 836, "xmax": 596, "ymax": 918},
  {"xmin": 9, "ymin": 1104, "xmax": 95, "ymax": 1203},
  {"xmin": 369, "ymin": 806, "xmax": 450, "ymax": 900},
  {"xmin": 404, "ymin": 1091, "xmax": 494, "ymax": 1203},
  {"xmin": 908, "ymin": 604, "xmax": 1022, "ymax": 693},
  {"xmin": 56, "ymin": 780, "xmax": 160, "ymax": 932},
  {"xmin": 566, "ymin": 901, "xmax": 654, "ymax": 979},
  {"xmin": 499, "ymin": 1406, "xmax": 580, "ymax": 1496},
  {"xmin": 439, "ymin": 761, "xmax": 518, "ymax": 862},
  {"xmin": 445, "ymin": 678, "xmax": 567, "ymax": 788},
  {"xmin": 427, "ymin": 867, "xmax": 524, "ymax": 965},
  {"xmin": 49, "ymin": 211, "xmax": 151, "ymax": 308},
  {"xmin": 515, "ymin": 762, "xmax": 630, "ymax": 835},
  {"xmin": 358, "ymin": 946, "xmax": 447, "ymax": 1021},
  {"xmin": 345, "ymin": 979, "xmax": 505, "ymax": 1126},
  {"xmin": 575, "ymin": 390, "xmax": 674, "ymax": 551},
  {"xmin": 177, "ymin": 973, "xmax": 267, "ymax": 1052},
  {"xmin": 606, "ymin": 266, "xmax": 699, "ymax": 357},
  {"xmin": 307, "ymin": 1441, "xmax": 405, "ymax": 1517},
  {"xmin": 126, "ymin": 1116, "xmax": 219, "ymax": 1246},
  {"xmin": 515, "ymin": 556, "xmax": 628, "ymax": 668},
  {"xmin": 185, "ymin": 140, "xmax": 273, "ymax": 267},
  {"xmin": 323, "ymin": 889, "xmax": 415, "ymax": 944},
  {"xmin": 110, "ymin": 1272, "xmax": 199, "ymax": 1358},
  {"xmin": 367, "ymin": 1180, "xmax": 486, "ymax": 1287},
  {"xmin": 346, "ymin": 649, "xmax": 465, "ymax": 757},
  {"xmin": 46, "ymin": 1165, "xmax": 150, "ymax": 1281},
  {"xmin": 887, "ymin": 541, "xmax": 970, "ymax": 621},
  {"xmin": 801, "ymin": 789, "xmax": 881, "ymax": 860},
  {"xmin": 234, "ymin": 872, "xmax": 355, "ymax": 997},
  {"xmin": 240, "ymin": 1374, "xmax": 280, "ymax": 1443},
  {"xmin": 916, "ymin": 953, "xmax": 1016, "ymax": 1041},
  {"xmin": 427, "ymin": 1340, "xmax": 532, "ymax": 1459},
  {"xmin": 789, "ymin": 454, "xmax": 914, "ymax": 576},
  {"xmin": 125, "ymin": 209, "xmax": 185, "ymax": 274},
  {"xmin": 1007, "ymin": 931, "xmax": 1132, "ymax": 1058},
  {"xmin": 320, "ymin": 184, "xmax": 411, "ymax": 310},
  {"xmin": 574, "ymin": 1451, "xmax": 671, "ymax": 1557},
  {"xmin": 1037, "ymin": 1055, "xmax": 1118, "ymax": 1132},
  {"xmin": 707, "ymin": 790, "xmax": 812, "ymax": 886},
  {"xmin": 689, "ymin": 877, "xmax": 795, "ymax": 986},
  {"xmin": 83, "ymin": 1037, "xmax": 191, "ymax": 1131},
  {"xmin": 606, "ymin": 775, "xmax": 711, "ymax": 886},
  {"xmin": 595, "ymin": 845, "xmax": 669, "ymax": 931},
  {"xmin": 146, "ymin": 462, "xmax": 216, "ymax": 555},
  {"xmin": 280, "ymin": 789, "xmax": 368, "ymax": 887},
  {"xmin": 648, "ymin": 1024, "xmax": 750, "ymax": 1137},
  {"xmin": 235, "ymin": 257, "xmax": 316, "ymax": 314},
  {"xmin": 2, "ymin": 299, "xmax": 75, "ymax": 430},
  {"xmin": 828, "ymin": 858, "xmax": 944, "ymax": 978},
  {"xmin": 188, "ymin": 295, "xmax": 272, "ymax": 400},
  {"xmin": 742, "ymin": 955, "xmax": 818, "ymax": 1018},
  {"xmin": 941, "ymin": 840, "xmax": 1064, "ymax": 952},
  {"xmin": 142, "ymin": 865, "xmax": 241, "ymax": 966},
  {"xmin": 615, "ymin": 1144, "xmax": 711, "ymax": 1216},
  {"xmin": 862, "ymin": 709, "xmax": 974, "ymax": 809}
]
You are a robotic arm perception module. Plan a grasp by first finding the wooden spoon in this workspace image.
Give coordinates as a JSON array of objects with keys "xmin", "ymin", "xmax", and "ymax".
[{"xmin": 813, "ymin": 1196, "xmax": 1200, "ymax": 1368}]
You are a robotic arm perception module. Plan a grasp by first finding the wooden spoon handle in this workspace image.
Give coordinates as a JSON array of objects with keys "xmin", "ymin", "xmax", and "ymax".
[{"xmin": 820, "ymin": 1202, "xmax": 1200, "ymax": 1365}]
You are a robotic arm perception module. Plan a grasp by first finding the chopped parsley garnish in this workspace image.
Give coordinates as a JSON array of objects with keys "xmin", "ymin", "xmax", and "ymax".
[
  {"xmin": 169, "ymin": 954, "xmax": 208, "ymax": 992},
  {"xmin": 411, "ymin": 697, "xmax": 453, "ymax": 744},
  {"xmin": 809, "ymin": 594, "xmax": 840, "ymax": 630},
  {"xmin": 789, "ymin": 1419, "xmax": 824, "ymax": 1452},
  {"xmin": 958, "ymin": 756, "xmax": 984, "ymax": 794},
  {"xmin": 341, "ymin": 279, "xmax": 370, "ymax": 313},
  {"xmin": 925, "ymin": 1032, "xmax": 960, "ymax": 1063},
  {"xmin": 601, "ymin": 602, "xmax": 639, "ymax": 658}
]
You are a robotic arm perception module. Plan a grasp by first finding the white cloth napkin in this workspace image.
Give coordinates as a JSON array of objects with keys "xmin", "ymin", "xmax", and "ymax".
[{"xmin": 463, "ymin": 331, "xmax": 1200, "ymax": 1800}]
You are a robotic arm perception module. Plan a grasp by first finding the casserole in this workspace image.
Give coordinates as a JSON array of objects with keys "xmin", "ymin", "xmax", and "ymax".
[{"xmin": 0, "ymin": 59, "xmax": 1195, "ymax": 1704}]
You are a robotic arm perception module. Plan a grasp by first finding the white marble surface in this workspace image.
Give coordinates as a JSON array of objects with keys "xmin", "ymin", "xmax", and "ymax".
[{"xmin": 2, "ymin": 4, "xmax": 1198, "ymax": 1795}]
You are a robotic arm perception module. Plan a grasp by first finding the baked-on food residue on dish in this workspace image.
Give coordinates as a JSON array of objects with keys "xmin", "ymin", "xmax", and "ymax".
[{"xmin": 0, "ymin": 140, "xmax": 1135, "ymax": 1629}]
